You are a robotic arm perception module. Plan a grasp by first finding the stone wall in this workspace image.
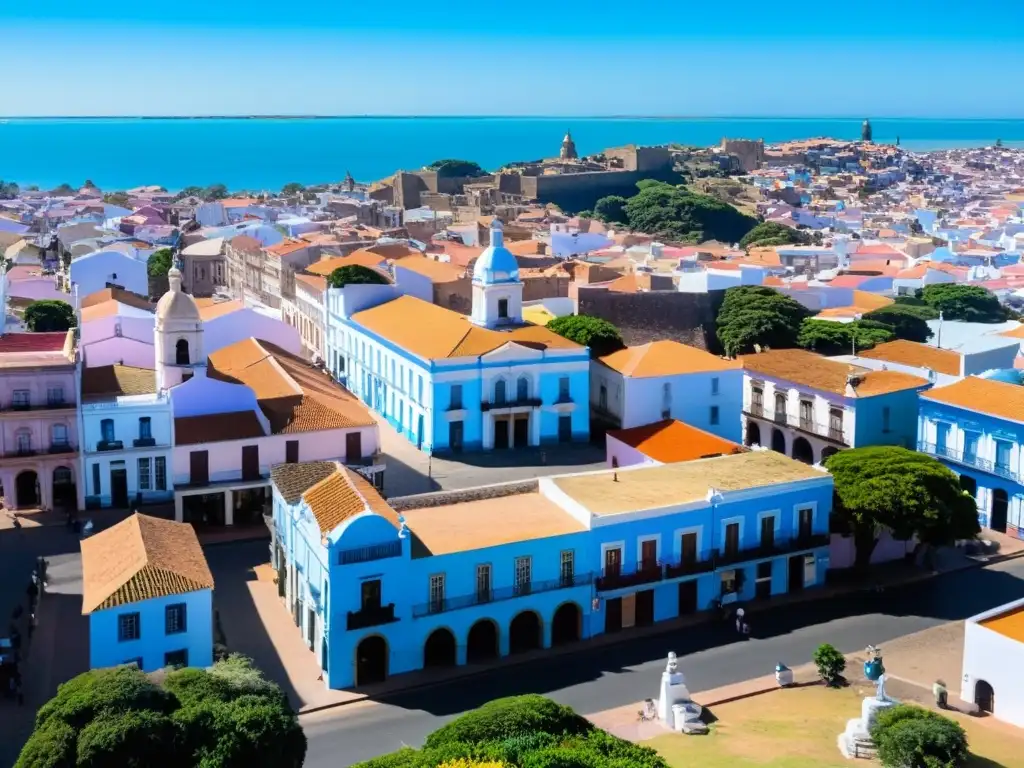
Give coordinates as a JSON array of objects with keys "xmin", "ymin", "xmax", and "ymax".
[
  {"xmin": 519, "ymin": 167, "xmax": 681, "ymax": 213},
  {"xmin": 389, "ymin": 479, "xmax": 539, "ymax": 511}
]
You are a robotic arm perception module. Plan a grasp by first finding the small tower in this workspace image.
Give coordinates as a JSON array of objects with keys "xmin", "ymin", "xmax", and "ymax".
[
  {"xmin": 154, "ymin": 266, "xmax": 206, "ymax": 391},
  {"xmin": 344, "ymin": 170, "xmax": 356, "ymax": 192},
  {"xmin": 861, "ymin": 119, "xmax": 873, "ymax": 143},
  {"xmin": 560, "ymin": 129, "xmax": 578, "ymax": 161},
  {"xmin": 471, "ymin": 220, "xmax": 523, "ymax": 329}
]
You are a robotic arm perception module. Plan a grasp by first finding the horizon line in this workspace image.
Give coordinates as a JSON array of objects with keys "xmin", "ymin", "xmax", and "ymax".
[{"xmin": 3, "ymin": 114, "xmax": 1024, "ymax": 122}]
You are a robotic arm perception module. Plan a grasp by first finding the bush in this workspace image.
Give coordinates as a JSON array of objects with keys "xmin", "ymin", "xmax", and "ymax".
[
  {"xmin": 24, "ymin": 300, "xmax": 76, "ymax": 333},
  {"xmin": 147, "ymin": 248, "xmax": 174, "ymax": 278},
  {"xmin": 871, "ymin": 704, "xmax": 968, "ymax": 768},
  {"xmin": 13, "ymin": 720, "xmax": 77, "ymax": 768},
  {"xmin": 812, "ymin": 643, "xmax": 846, "ymax": 686},
  {"xmin": 328, "ymin": 264, "xmax": 389, "ymax": 289},
  {"xmin": 545, "ymin": 315, "xmax": 624, "ymax": 358},
  {"xmin": 35, "ymin": 666, "xmax": 176, "ymax": 731},
  {"xmin": 861, "ymin": 305, "xmax": 934, "ymax": 343},
  {"xmin": 425, "ymin": 695, "xmax": 591, "ymax": 749},
  {"xmin": 716, "ymin": 285, "xmax": 811, "ymax": 356},
  {"xmin": 75, "ymin": 709, "xmax": 181, "ymax": 768}
]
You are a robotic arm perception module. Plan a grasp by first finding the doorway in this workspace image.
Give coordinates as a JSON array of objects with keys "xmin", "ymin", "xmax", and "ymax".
[
  {"xmin": 551, "ymin": 603, "xmax": 581, "ymax": 646},
  {"xmin": 788, "ymin": 555, "xmax": 804, "ymax": 593},
  {"xmin": 991, "ymin": 489, "xmax": 1008, "ymax": 532},
  {"xmin": 52, "ymin": 467, "xmax": 75, "ymax": 509},
  {"xmin": 355, "ymin": 636, "xmax": 388, "ymax": 686},
  {"xmin": 604, "ymin": 597, "xmax": 623, "ymax": 633},
  {"xmin": 494, "ymin": 418, "xmax": 510, "ymax": 449},
  {"xmin": 513, "ymin": 415, "xmax": 529, "ymax": 448},
  {"xmin": 792, "ymin": 437, "xmax": 814, "ymax": 465},
  {"xmin": 466, "ymin": 620, "xmax": 499, "ymax": 663},
  {"xmin": 111, "ymin": 467, "xmax": 129, "ymax": 508},
  {"xmin": 635, "ymin": 589, "xmax": 655, "ymax": 626},
  {"xmin": 975, "ymin": 679, "xmax": 994, "ymax": 713},
  {"xmin": 509, "ymin": 611, "xmax": 541, "ymax": 654},
  {"xmin": 756, "ymin": 561, "xmax": 773, "ymax": 599},
  {"xmin": 771, "ymin": 429, "xmax": 786, "ymax": 454},
  {"xmin": 15, "ymin": 470, "xmax": 39, "ymax": 508},
  {"xmin": 678, "ymin": 580, "xmax": 698, "ymax": 615},
  {"xmin": 448, "ymin": 421, "xmax": 464, "ymax": 452},
  {"xmin": 423, "ymin": 628, "xmax": 457, "ymax": 668}
]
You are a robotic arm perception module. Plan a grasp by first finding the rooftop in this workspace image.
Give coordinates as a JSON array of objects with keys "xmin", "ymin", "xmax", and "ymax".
[
  {"xmin": 0, "ymin": 332, "xmax": 71, "ymax": 354},
  {"xmin": 195, "ymin": 298, "xmax": 244, "ymax": 322},
  {"xmin": 921, "ymin": 376, "xmax": 1024, "ymax": 424},
  {"xmin": 81, "ymin": 513, "xmax": 213, "ymax": 614},
  {"xmin": 305, "ymin": 251, "xmax": 388, "ymax": 276},
  {"xmin": 270, "ymin": 461, "xmax": 336, "ymax": 504},
  {"xmin": 81, "ymin": 364, "xmax": 156, "ymax": 400},
  {"xmin": 859, "ymin": 340, "xmax": 962, "ymax": 376},
  {"xmin": 403, "ymin": 492, "xmax": 586, "ymax": 556},
  {"xmin": 979, "ymin": 602, "xmax": 1024, "ymax": 644},
  {"xmin": 174, "ymin": 411, "xmax": 266, "ymax": 446},
  {"xmin": 550, "ymin": 450, "xmax": 828, "ymax": 517},
  {"xmin": 393, "ymin": 255, "xmax": 465, "ymax": 283},
  {"xmin": 79, "ymin": 287, "xmax": 153, "ymax": 312},
  {"xmin": 608, "ymin": 419, "xmax": 745, "ymax": 463},
  {"xmin": 302, "ymin": 464, "xmax": 400, "ymax": 536},
  {"xmin": 741, "ymin": 348, "xmax": 929, "ymax": 397},
  {"xmin": 599, "ymin": 340, "xmax": 740, "ymax": 378}
]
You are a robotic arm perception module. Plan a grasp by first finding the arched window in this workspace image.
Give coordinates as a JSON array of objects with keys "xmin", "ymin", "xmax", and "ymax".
[
  {"xmin": 494, "ymin": 379, "xmax": 507, "ymax": 405},
  {"xmin": 175, "ymin": 339, "xmax": 190, "ymax": 365},
  {"xmin": 516, "ymin": 376, "xmax": 529, "ymax": 402}
]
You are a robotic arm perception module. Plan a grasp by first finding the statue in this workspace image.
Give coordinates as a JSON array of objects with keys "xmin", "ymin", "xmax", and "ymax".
[
  {"xmin": 876, "ymin": 673, "xmax": 888, "ymax": 702},
  {"xmin": 666, "ymin": 652, "xmax": 678, "ymax": 674}
]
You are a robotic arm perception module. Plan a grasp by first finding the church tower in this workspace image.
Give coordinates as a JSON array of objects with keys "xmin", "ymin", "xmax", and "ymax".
[
  {"xmin": 560, "ymin": 129, "xmax": 578, "ymax": 161},
  {"xmin": 471, "ymin": 220, "xmax": 523, "ymax": 329},
  {"xmin": 154, "ymin": 266, "xmax": 206, "ymax": 391}
]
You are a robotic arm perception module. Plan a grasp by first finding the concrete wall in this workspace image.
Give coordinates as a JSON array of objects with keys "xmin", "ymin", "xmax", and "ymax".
[{"xmin": 963, "ymin": 611, "xmax": 1024, "ymax": 726}]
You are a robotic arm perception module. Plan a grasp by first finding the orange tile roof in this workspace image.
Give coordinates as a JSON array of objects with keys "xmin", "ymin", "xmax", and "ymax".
[
  {"xmin": 922, "ymin": 376, "xmax": 1024, "ymax": 423},
  {"xmin": 393, "ymin": 255, "xmax": 465, "ymax": 283},
  {"xmin": 741, "ymin": 348, "xmax": 929, "ymax": 397},
  {"xmin": 220, "ymin": 197, "xmax": 261, "ymax": 208},
  {"xmin": 198, "ymin": 299, "xmax": 244, "ymax": 321},
  {"xmin": 174, "ymin": 411, "xmax": 266, "ymax": 445},
  {"xmin": 599, "ymin": 340, "xmax": 740, "ymax": 377},
  {"xmin": 859, "ymin": 340, "xmax": 961, "ymax": 376},
  {"xmin": 81, "ymin": 365, "xmax": 156, "ymax": 400},
  {"xmin": 295, "ymin": 272, "xmax": 328, "ymax": 293},
  {"xmin": 608, "ymin": 419, "xmax": 745, "ymax": 463},
  {"xmin": 81, "ymin": 513, "xmax": 213, "ymax": 614},
  {"xmin": 999, "ymin": 325, "xmax": 1024, "ymax": 340},
  {"xmin": 979, "ymin": 603, "xmax": 1024, "ymax": 643},
  {"xmin": 265, "ymin": 239, "xmax": 309, "ymax": 258},
  {"xmin": 302, "ymin": 464, "xmax": 400, "ymax": 535},
  {"xmin": 814, "ymin": 306, "xmax": 861, "ymax": 319},
  {"xmin": 506, "ymin": 239, "xmax": 544, "ymax": 257},
  {"xmin": 744, "ymin": 247, "xmax": 783, "ymax": 265},
  {"xmin": 850, "ymin": 290, "xmax": 894, "ymax": 311},
  {"xmin": 351, "ymin": 295, "xmax": 581, "ymax": 361},
  {"xmin": 79, "ymin": 287, "xmax": 153, "ymax": 312},
  {"xmin": 305, "ymin": 252, "xmax": 388, "ymax": 276}
]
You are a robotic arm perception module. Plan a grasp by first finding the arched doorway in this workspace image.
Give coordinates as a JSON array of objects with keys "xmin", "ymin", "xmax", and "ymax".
[
  {"xmin": 820, "ymin": 446, "xmax": 840, "ymax": 464},
  {"xmin": 975, "ymin": 679, "xmax": 994, "ymax": 713},
  {"xmin": 771, "ymin": 429, "xmax": 786, "ymax": 454},
  {"xmin": 466, "ymin": 619, "xmax": 499, "ymax": 663},
  {"xmin": 509, "ymin": 611, "xmax": 542, "ymax": 654},
  {"xmin": 423, "ymin": 628, "xmax": 457, "ymax": 668},
  {"xmin": 960, "ymin": 474, "xmax": 977, "ymax": 501},
  {"xmin": 745, "ymin": 422, "xmax": 761, "ymax": 448},
  {"xmin": 53, "ymin": 466, "xmax": 76, "ymax": 509},
  {"xmin": 792, "ymin": 437, "xmax": 814, "ymax": 465},
  {"xmin": 16, "ymin": 470, "xmax": 39, "ymax": 508},
  {"xmin": 991, "ymin": 489, "xmax": 1009, "ymax": 532},
  {"xmin": 551, "ymin": 603, "xmax": 582, "ymax": 646},
  {"xmin": 355, "ymin": 636, "xmax": 388, "ymax": 686},
  {"xmin": 176, "ymin": 339, "xmax": 190, "ymax": 365}
]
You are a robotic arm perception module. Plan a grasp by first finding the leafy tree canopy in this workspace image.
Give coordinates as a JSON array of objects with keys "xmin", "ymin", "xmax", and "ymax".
[
  {"xmin": 592, "ymin": 195, "xmax": 628, "ymax": 225},
  {"xmin": 870, "ymin": 704, "xmax": 969, "ymax": 768},
  {"xmin": 18, "ymin": 657, "xmax": 305, "ymax": 768},
  {"xmin": 0, "ymin": 179, "xmax": 21, "ymax": 199},
  {"xmin": 281, "ymin": 182, "xmax": 305, "ymax": 196},
  {"xmin": 622, "ymin": 180, "xmax": 757, "ymax": 243},
  {"xmin": 545, "ymin": 315, "xmax": 625, "ymax": 358},
  {"xmin": 328, "ymin": 264, "xmax": 389, "ymax": 289},
  {"xmin": 103, "ymin": 192, "xmax": 132, "ymax": 208},
  {"xmin": 824, "ymin": 446, "xmax": 980, "ymax": 569},
  {"xmin": 147, "ymin": 248, "xmax": 174, "ymax": 279},
  {"xmin": 921, "ymin": 283, "xmax": 1008, "ymax": 323},
  {"xmin": 51, "ymin": 183, "xmax": 76, "ymax": 196},
  {"xmin": 24, "ymin": 300, "xmax": 76, "ymax": 332},
  {"xmin": 176, "ymin": 186, "xmax": 205, "ymax": 201},
  {"xmin": 716, "ymin": 286, "xmax": 812, "ymax": 356},
  {"xmin": 798, "ymin": 318, "xmax": 894, "ymax": 356},
  {"xmin": 204, "ymin": 184, "xmax": 229, "ymax": 201},
  {"xmin": 739, "ymin": 221, "xmax": 810, "ymax": 250},
  {"xmin": 426, "ymin": 160, "xmax": 486, "ymax": 178},
  {"xmin": 861, "ymin": 305, "xmax": 934, "ymax": 343}
]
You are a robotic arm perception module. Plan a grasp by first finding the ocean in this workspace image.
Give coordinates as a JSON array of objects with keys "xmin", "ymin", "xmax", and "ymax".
[{"xmin": 2, "ymin": 116, "xmax": 1023, "ymax": 193}]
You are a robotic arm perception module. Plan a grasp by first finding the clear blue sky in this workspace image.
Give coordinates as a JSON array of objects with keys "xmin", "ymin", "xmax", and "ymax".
[{"xmin": 3, "ymin": 1, "xmax": 1024, "ymax": 117}]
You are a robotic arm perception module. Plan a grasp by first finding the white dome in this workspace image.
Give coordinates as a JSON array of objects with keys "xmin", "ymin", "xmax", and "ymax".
[
  {"xmin": 472, "ymin": 220, "xmax": 519, "ymax": 285},
  {"xmin": 156, "ymin": 267, "xmax": 200, "ymax": 322}
]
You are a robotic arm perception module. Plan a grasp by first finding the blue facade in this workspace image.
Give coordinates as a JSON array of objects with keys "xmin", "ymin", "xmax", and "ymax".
[{"xmin": 88, "ymin": 589, "xmax": 213, "ymax": 673}]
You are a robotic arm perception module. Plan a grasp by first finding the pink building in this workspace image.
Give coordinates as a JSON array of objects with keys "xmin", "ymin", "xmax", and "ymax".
[{"xmin": 0, "ymin": 332, "xmax": 79, "ymax": 509}]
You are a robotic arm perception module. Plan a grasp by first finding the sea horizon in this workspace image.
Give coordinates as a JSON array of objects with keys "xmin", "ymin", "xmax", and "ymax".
[{"xmin": 2, "ymin": 115, "xmax": 1022, "ymax": 192}]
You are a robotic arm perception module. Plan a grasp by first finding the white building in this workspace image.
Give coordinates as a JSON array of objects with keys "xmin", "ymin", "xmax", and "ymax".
[
  {"xmin": 69, "ymin": 248, "xmax": 148, "ymax": 298},
  {"xmin": 962, "ymin": 597, "xmax": 1024, "ymax": 724}
]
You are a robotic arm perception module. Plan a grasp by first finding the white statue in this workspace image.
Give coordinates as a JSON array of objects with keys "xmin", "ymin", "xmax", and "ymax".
[
  {"xmin": 876, "ymin": 673, "xmax": 888, "ymax": 702},
  {"xmin": 666, "ymin": 652, "xmax": 678, "ymax": 674}
]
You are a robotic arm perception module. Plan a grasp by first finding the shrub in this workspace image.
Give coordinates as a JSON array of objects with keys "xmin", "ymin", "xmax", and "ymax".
[
  {"xmin": 24, "ymin": 299, "xmax": 76, "ymax": 333},
  {"xmin": 545, "ymin": 315, "xmax": 624, "ymax": 358},
  {"xmin": 35, "ymin": 666, "xmax": 177, "ymax": 731},
  {"xmin": 439, "ymin": 761, "xmax": 506, "ymax": 768},
  {"xmin": 812, "ymin": 643, "xmax": 846, "ymax": 686},
  {"xmin": 13, "ymin": 720, "xmax": 76, "ymax": 768},
  {"xmin": 425, "ymin": 695, "xmax": 591, "ymax": 749},
  {"xmin": 75, "ymin": 709, "xmax": 181, "ymax": 768},
  {"xmin": 328, "ymin": 264, "xmax": 389, "ymax": 289},
  {"xmin": 871, "ymin": 704, "xmax": 968, "ymax": 768}
]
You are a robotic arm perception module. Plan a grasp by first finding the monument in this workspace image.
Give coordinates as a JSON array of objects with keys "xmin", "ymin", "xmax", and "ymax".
[
  {"xmin": 838, "ymin": 645, "xmax": 898, "ymax": 759},
  {"xmin": 656, "ymin": 652, "xmax": 707, "ymax": 733}
]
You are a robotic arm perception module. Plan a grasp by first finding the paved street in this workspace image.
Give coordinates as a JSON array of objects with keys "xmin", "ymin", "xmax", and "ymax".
[{"xmin": 301, "ymin": 557, "xmax": 1024, "ymax": 768}]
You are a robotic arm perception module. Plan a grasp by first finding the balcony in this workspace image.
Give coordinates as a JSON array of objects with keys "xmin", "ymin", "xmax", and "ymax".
[
  {"xmin": 97, "ymin": 440, "xmax": 124, "ymax": 452},
  {"xmin": 664, "ymin": 556, "xmax": 715, "ymax": 579},
  {"xmin": 133, "ymin": 437, "xmax": 157, "ymax": 448},
  {"xmin": 346, "ymin": 451, "xmax": 384, "ymax": 469},
  {"xmin": 790, "ymin": 415, "xmax": 848, "ymax": 445},
  {"xmin": 714, "ymin": 534, "xmax": 830, "ymax": 567},
  {"xmin": 4, "ymin": 401, "xmax": 74, "ymax": 413},
  {"xmin": 595, "ymin": 562, "xmax": 663, "ymax": 592},
  {"xmin": 411, "ymin": 573, "xmax": 593, "ymax": 618},
  {"xmin": 481, "ymin": 397, "xmax": 543, "ymax": 412},
  {"xmin": 338, "ymin": 540, "xmax": 402, "ymax": 566},
  {"xmin": 746, "ymin": 402, "xmax": 764, "ymax": 418},
  {"xmin": 48, "ymin": 442, "xmax": 74, "ymax": 455},
  {"xmin": 347, "ymin": 603, "xmax": 397, "ymax": 631},
  {"xmin": 919, "ymin": 441, "xmax": 1021, "ymax": 484},
  {"xmin": 773, "ymin": 410, "xmax": 787, "ymax": 425},
  {"xmin": 5, "ymin": 447, "xmax": 37, "ymax": 459}
]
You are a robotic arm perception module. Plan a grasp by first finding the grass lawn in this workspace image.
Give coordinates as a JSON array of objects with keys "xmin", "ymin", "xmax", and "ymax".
[{"xmin": 645, "ymin": 684, "xmax": 1021, "ymax": 768}]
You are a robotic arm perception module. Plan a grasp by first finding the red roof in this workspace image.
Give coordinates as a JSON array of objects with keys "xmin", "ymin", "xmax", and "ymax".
[
  {"xmin": 826, "ymin": 275, "xmax": 870, "ymax": 288},
  {"xmin": 854, "ymin": 243, "xmax": 904, "ymax": 257},
  {"xmin": 0, "ymin": 332, "xmax": 68, "ymax": 353}
]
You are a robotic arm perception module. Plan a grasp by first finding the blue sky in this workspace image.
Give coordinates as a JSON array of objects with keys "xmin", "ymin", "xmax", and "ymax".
[{"xmin": 3, "ymin": 1, "xmax": 1024, "ymax": 117}]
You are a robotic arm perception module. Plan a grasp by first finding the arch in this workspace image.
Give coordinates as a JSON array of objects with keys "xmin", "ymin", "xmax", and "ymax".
[
  {"xmin": 175, "ymin": 338, "xmax": 190, "ymax": 365},
  {"xmin": 551, "ymin": 602, "xmax": 582, "ymax": 646},
  {"xmin": 494, "ymin": 378, "xmax": 507, "ymax": 405},
  {"xmin": 820, "ymin": 446, "xmax": 840, "ymax": 463},
  {"xmin": 423, "ymin": 627, "xmax": 457, "ymax": 668},
  {"xmin": 466, "ymin": 619, "xmax": 499, "ymax": 663},
  {"xmin": 991, "ymin": 488, "xmax": 1009, "ymax": 532},
  {"xmin": 771, "ymin": 428, "xmax": 786, "ymax": 454},
  {"xmin": 354, "ymin": 635, "xmax": 388, "ymax": 686},
  {"xmin": 52, "ymin": 466, "xmax": 76, "ymax": 509},
  {"xmin": 509, "ymin": 610, "xmax": 542, "ymax": 654},
  {"xmin": 16, "ymin": 470, "xmax": 39, "ymax": 508},
  {"xmin": 959, "ymin": 474, "xmax": 977, "ymax": 500},
  {"xmin": 975, "ymin": 679, "xmax": 994, "ymax": 713},
  {"xmin": 774, "ymin": 392, "xmax": 787, "ymax": 418},
  {"xmin": 516, "ymin": 375, "xmax": 529, "ymax": 402},
  {"xmin": 745, "ymin": 422, "xmax": 761, "ymax": 448},
  {"xmin": 792, "ymin": 437, "xmax": 814, "ymax": 465}
]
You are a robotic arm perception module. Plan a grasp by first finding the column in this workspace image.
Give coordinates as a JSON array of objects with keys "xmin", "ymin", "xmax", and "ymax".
[
  {"xmin": 174, "ymin": 493, "xmax": 184, "ymax": 522},
  {"xmin": 39, "ymin": 465, "xmax": 52, "ymax": 510},
  {"xmin": 225, "ymin": 489, "xmax": 234, "ymax": 526},
  {"xmin": 541, "ymin": 617, "xmax": 552, "ymax": 650}
]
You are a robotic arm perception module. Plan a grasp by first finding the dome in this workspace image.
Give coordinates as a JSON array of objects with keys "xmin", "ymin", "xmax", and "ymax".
[
  {"xmin": 472, "ymin": 220, "xmax": 520, "ymax": 285},
  {"xmin": 156, "ymin": 266, "xmax": 201, "ymax": 323}
]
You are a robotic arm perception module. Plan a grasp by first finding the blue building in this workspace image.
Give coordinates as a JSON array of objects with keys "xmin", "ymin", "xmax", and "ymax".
[
  {"xmin": 271, "ymin": 449, "xmax": 832, "ymax": 690},
  {"xmin": 81, "ymin": 513, "xmax": 215, "ymax": 672},
  {"xmin": 322, "ymin": 219, "xmax": 591, "ymax": 453},
  {"xmin": 919, "ymin": 376, "xmax": 1024, "ymax": 535}
]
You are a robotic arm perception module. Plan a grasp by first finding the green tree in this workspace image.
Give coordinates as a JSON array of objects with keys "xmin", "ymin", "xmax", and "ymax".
[
  {"xmin": 738, "ymin": 221, "xmax": 810, "ymax": 250},
  {"xmin": 622, "ymin": 180, "xmax": 757, "ymax": 243},
  {"xmin": 871, "ymin": 704, "xmax": 969, "ymax": 768},
  {"xmin": 592, "ymin": 195, "xmax": 628, "ymax": 224},
  {"xmin": 51, "ymin": 183, "xmax": 76, "ymax": 196},
  {"xmin": 545, "ymin": 315, "xmax": 625, "ymax": 358},
  {"xmin": 861, "ymin": 305, "xmax": 934, "ymax": 343},
  {"xmin": 921, "ymin": 283, "xmax": 1007, "ymax": 323},
  {"xmin": 176, "ymin": 186, "xmax": 204, "ymax": 201},
  {"xmin": 824, "ymin": 446, "xmax": 980, "ymax": 569},
  {"xmin": 83, "ymin": 179, "xmax": 97, "ymax": 189},
  {"xmin": 281, "ymin": 182, "xmax": 305, "ymax": 196},
  {"xmin": 798, "ymin": 319, "xmax": 894, "ymax": 356},
  {"xmin": 24, "ymin": 300, "xmax": 76, "ymax": 332},
  {"xmin": 203, "ymin": 184, "xmax": 229, "ymax": 201},
  {"xmin": 812, "ymin": 643, "xmax": 846, "ymax": 686},
  {"xmin": 328, "ymin": 264, "xmax": 389, "ymax": 289},
  {"xmin": 426, "ymin": 160, "xmax": 486, "ymax": 178},
  {"xmin": 716, "ymin": 286, "xmax": 811, "ymax": 356},
  {"xmin": 102, "ymin": 192, "xmax": 132, "ymax": 208},
  {"xmin": 147, "ymin": 248, "xmax": 174, "ymax": 279},
  {"xmin": 0, "ymin": 179, "xmax": 21, "ymax": 199}
]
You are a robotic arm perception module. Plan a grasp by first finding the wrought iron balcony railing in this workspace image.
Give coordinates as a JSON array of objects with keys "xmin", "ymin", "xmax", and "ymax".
[
  {"xmin": 347, "ymin": 603, "xmax": 397, "ymax": 631},
  {"xmin": 411, "ymin": 573, "xmax": 593, "ymax": 618},
  {"xmin": 919, "ymin": 441, "xmax": 1021, "ymax": 484}
]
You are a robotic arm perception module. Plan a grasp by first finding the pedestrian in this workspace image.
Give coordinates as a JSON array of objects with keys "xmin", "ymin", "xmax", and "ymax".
[
  {"xmin": 735, "ymin": 607, "xmax": 746, "ymax": 634},
  {"xmin": 934, "ymin": 679, "xmax": 948, "ymax": 709}
]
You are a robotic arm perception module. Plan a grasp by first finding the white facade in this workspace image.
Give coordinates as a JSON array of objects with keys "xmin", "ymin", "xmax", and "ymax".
[
  {"xmin": 676, "ymin": 265, "xmax": 767, "ymax": 293},
  {"xmin": 69, "ymin": 249, "xmax": 148, "ymax": 298},
  {"xmin": 962, "ymin": 598, "xmax": 1024, "ymax": 725}
]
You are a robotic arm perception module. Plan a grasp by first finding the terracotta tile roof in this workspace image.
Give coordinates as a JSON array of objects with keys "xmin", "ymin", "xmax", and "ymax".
[
  {"xmin": 228, "ymin": 235, "xmax": 263, "ymax": 254},
  {"xmin": 606, "ymin": 274, "xmax": 641, "ymax": 293},
  {"xmin": 174, "ymin": 411, "xmax": 266, "ymax": 445},
  {"xmin": 80, "ymin": 287, "xmax": 153, "ymax": 312},
  {"xmin": 220, "ymin": 197, "xmax": 260, "ymax": 208},
  {"xmin": 393, "ymin": 255, "xmax": 465, "ymax": 283},
  {"xmin": 851, "ymin": 290, "xmax": 894, "ymax": 311},
  {"xmin": 363, "ymin": 243, "xmax": 419, "ymax": 259},
  {"xmin": 828, "ymin": 275, "xmax": 870, "ymax": 289},
  {"xmin": 815, "ymin": 306, "xmax": 861, "ymax": 319},
  {"xmin": 922, "ymin": 376, "xmax": 1024, "ymax": 423},
  {"xmin": 608, "ymin": 419, "xmax": 745, "ymax": 464},
  {"xmin": 295, "ymin": 273, "xmax": 328, "ymax": 293},
  {"xmin": 741, "ymin": 348, "xmax": 929, "ymax": 397},
  {"xmin": 352, "ymin": 295, "xmax": 581, "ymax": 361},
  {"xmin": 305, "ymin": 252, "xmax": 389, "ymax": 276},
  {"xmin": 270, "ymin": 461, "xmax": 337, "ymax": 504},
  {"xmin": 743, "ymin": 247, "xmax": 783, "ymax": 265},
  {"xmin": 440, "ymin": 242, "xmax": 485, "ymax": 268},
  {"xmin": 999, "ymin": 325, "xmax": 1024, "ymax": 340},
  {"xmin": 856, "ymin": 243, "xmax": 904, "ymax": 257},
  {"xmin": 506, "ymin": 239, "xmax": 544, "ymax": 257},
  {"xmin": 265, "ymin": 239, "xmax": 308, "ymax": 258},
  {"xmin": 81, "ymin": 365, "xmax": 156, "ymax": 400},
  {"xmin": 81, "ymin": 513, "xmax": 214, "ymax": 614},
  {"xmin": 859, "ymin": 340, "xmax": 961, "ymax": 376},
  {"xmin": 208, "ymin": 338, "xmax": 375, "ymax": 434},
  {"xmin": 843, "ymin": 261, "xmax": 901, "ymax": 277},
  {"xmin": 0, "ymin": 332, "xmax": 70, "ymax": 353},
  {"xmin": 599, "ymin": 340, "xmax": 740, "ymax": 377},
  {"xmin": 302, "ymin": 464, "xmax": 400, "ymax": 535},
  {"xmin": 197, "ymin": 299, "xmax": 244, "ymax": 321}
]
